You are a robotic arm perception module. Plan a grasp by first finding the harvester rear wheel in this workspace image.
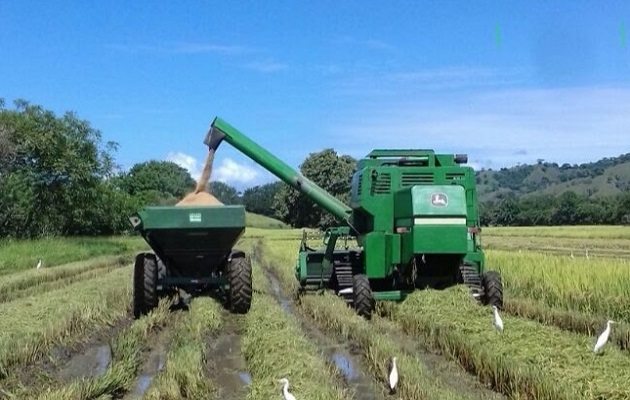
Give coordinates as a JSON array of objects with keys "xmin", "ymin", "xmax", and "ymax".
[
  {"xmin": 353, "ymin": 274, "xmax": 374, "ymax": 320},
  {"xmin": 481, "ymin": 270, "xmax": 503, "ymax": 309},
  {"xmin": 227, "ymin": 252, "xmax": 253, "ymax": 314},
  {"xmin": 132, "ymin": 253, "xmax": 159, "ymax": 319}
]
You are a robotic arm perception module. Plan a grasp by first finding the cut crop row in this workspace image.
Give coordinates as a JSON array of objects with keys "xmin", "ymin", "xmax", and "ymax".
[
  {"xmin": 28, "ymin": 299, "xmax": 174, "ymax": 400},
  {"xmin": 240, "ymin": 239, "xmax": 349, "ymax": 400},
  {"xmin": 503, "ymin": 297, "xmax": 630, "ymax": 351},
  {"xmin": 143, "ymin": 297, "xmax": 223, "ymax": 399},
  {"xmin": 0, "ymin": 255, "xmax": 133, "ymax": 303},
  {"xmin": 261, "ymin": 239, "xmax": 502, "ymax": 400},
  {"xmin": 383, "ymin": 287, "xmax": 630, "ymax": 400},
  {"xmin": 0, "ymin": 266, "xmax": 132, "ymax": 377}
]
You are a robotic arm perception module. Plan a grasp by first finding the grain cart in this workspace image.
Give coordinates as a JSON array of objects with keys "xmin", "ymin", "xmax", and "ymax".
[
  {"xmin": 203, "ymin": 117, "xmax": 503, "ymax": 319},
  {"xmin": 128, "ymin": 204, "xmax": 252, "ymax": 318}
]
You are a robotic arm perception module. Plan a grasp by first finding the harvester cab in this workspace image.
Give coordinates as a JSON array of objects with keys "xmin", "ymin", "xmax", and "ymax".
[{"xmin": 195, "ymin": 117, "xmax": 503, "ymax": 320}]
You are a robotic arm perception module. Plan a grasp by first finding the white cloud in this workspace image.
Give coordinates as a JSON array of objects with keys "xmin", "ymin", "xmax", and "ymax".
[
  {"xmin": 244, "ymin": 59, "xmax": 288, "ymax": 73},
  {"xmin": 107, "ymin": 42, "xmax": 253, "ymax": 55},
  {"xmin": 214, "ymin": 158, "xmax": 260, "ymax": 184},
  {"xmin": 166, "ymin": 152, "xmax": 263, "ymax": 186},
  {"xmin": 166, "ymin": 151, "xmax": 202, "ymax": 180},
  {"xmin": 325, "ymin": 85, "xmax": 630, "ymax": 169}
]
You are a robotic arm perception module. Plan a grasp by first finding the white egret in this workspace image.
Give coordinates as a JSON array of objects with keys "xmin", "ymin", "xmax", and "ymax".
[
  {"xmin": 492, "ymin": 305, "xmax": 504, "ymax": 333},
  {"xmin": 36, "ymin": 259, "xmax": 42, "ymax": 269},
  {"xmin": 389, "ymin": 356, "xmax": 398, "ymax": 394},
  {"xmin": 593, "ymin": 320, "xmax": 615, "ymax": 353},
  {"xmin": 279, "ymin": 377, "xmax": 296, "ymax": 400}
]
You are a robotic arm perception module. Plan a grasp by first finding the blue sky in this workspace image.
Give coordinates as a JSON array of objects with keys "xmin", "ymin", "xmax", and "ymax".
[{"xmin": 1, "ymin": 1, "xmax": 629, "ymax": 190}]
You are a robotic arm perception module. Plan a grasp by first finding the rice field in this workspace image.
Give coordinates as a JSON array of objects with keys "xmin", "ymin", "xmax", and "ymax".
[{"xmin": 1, "ymin": 225, "xmax": 629, "ymax": 399}]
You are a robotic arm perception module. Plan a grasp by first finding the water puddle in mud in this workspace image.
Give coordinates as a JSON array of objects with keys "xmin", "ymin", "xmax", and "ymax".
[
  {"xmin": 265, "ymin": 270, "xmax": 382, "ymax": 400},
  {"xmin": 238, "ymin": 371, "xmax": 252, "ymax": 384},
  {"xmin": 206, "ymin": 318, "xmax": 251, "ymax": 400},
  {"xmin": 57, "ymin": 344, "xmax": 111, "ymax": 381},
  {"xmin": 122, "ymin": 329, "xmax": 171, "ymax": 399}
]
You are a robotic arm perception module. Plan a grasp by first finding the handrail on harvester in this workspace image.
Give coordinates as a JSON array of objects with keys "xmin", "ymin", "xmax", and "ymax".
[{"xmin": 203, "ymin": 117, "xmax": 355, "ymax": 230}]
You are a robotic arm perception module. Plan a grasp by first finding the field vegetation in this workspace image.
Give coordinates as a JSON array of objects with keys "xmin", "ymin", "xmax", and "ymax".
[{"xmin": 1, "ymin": 226, "xmax": 630, "ymax": 399}]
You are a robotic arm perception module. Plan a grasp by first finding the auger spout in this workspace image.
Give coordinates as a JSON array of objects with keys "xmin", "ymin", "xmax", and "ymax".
[{"xmin": 204, "ymin": 117, "xmax": 354, "ymax": 226}]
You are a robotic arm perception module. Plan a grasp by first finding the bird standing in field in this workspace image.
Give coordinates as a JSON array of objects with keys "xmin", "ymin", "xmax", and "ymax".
[
  {"xmin": 279, "ymin": 377, "xmax": 296, "ymax": 400},
  {"xmin": 492, "ymin": 305, "xmax": 504, "ymax": 333},
  {"xmin": 593, "ymin": 320, "xmax": 615, "ymax": 353},
  {"xmin": 36, "ymin": 259, "xmax": 42, "ymax": 269},
  {"xmin": 388, "ymin": 356, "xmax": 398, "ymax": 394}
]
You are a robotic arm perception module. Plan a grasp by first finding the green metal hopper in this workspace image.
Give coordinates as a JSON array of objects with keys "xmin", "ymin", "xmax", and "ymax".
[{"xmin": 128, "ymin": 204, "xmax": 252, "ymax": 318}]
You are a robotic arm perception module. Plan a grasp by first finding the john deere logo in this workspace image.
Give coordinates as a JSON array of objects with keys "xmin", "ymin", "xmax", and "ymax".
[{"xmin": 430, "ymin": 192, "xmax": 448, "ymax": 207}]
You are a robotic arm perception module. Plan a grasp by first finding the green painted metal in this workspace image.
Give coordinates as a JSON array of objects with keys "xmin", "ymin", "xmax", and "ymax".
[
  {"xmin": 373, "ymin": 291, "xmax": 407, "ymax": 301},
  {"xmin": 201, "ymin": 117, "xmax": 492, "ymax": 311},
  {"xmin": 206, "ymin": 117, "xmax": 354, "ymax": 226},
  {"xmin": 129, "ymin": 204, "xmax": 247, "ymax": 291}
]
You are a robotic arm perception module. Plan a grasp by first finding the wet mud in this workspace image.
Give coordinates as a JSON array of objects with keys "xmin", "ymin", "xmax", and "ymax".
[
  {"xmin": 121, "ymin": 327, "xmax": 172, "ymax": 399},
  {"xmin": 265, "ymin": 269, "xmax": 385, "ymax": 400},
  {"xmin": 2, "ymin": 316, "xmax": 133, "ymax": 395},
  {"xmin": 204, "ymin": 314, "xmax": 251, "ymax": 400}
]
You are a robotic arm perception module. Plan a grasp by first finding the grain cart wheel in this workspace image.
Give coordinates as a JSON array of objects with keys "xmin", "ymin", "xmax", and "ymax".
[
  {"xmin": 227, "ymin": 251, "xmax": 253, "ymax": 314},
  {"xmin": 132, "ymin": 253, "xmax": 159, "ymax": 319},
  {"xmin": 481, "ymin": 270, "xmax": 504, "ymax": 309},
  {"xmin": 353, "ymin": 274, "xmax": 375, "ymax": 320}
]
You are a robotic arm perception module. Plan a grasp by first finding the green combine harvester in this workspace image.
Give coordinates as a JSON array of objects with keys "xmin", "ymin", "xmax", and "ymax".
[
  {"xmin": 128, "ymin": 204, "xmax": 252, "ymax": 318},
  {"xmin": 201, "ymin": 117, "xmax": 503, "ymax": 320}
]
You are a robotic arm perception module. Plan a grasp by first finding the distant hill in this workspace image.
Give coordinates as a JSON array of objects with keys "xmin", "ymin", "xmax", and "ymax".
[{"xmin": 475, "ymin": 153, "xmax": 630, "ymax": 202}]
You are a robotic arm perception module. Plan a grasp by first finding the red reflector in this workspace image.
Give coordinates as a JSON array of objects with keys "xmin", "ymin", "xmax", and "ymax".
[
  {"xmin": 396, "ymin": 227, "xmax": 409, "ymax": 233},
  {"xmin": 468, "ymin": 227, "xmax": 480, "ymax": 234}
]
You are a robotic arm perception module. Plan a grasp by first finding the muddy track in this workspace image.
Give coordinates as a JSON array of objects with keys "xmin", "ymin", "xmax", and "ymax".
[
  {"xmin": 119, "ymin": 325, "xmax": 173, "ymax": 400},
  {"xmin": 1, "ymin": 315, "xmax": 133, "ymax": 396},
  {"xmin": 373, "ymin": 311, "xmax": 507, "ymax": 400},
  {"xmin": 203, "ymin": 312, "xmax": 251, "ymax": 400},
  {"xmin": 262, "ymin": 266, "xmax": 385, "ymax": 400}
]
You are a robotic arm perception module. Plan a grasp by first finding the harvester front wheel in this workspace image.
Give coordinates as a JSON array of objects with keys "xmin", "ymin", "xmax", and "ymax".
[
  {"xmin": 132, "ymin": 253, "xmax": 159, "ymax": 319},
  {"xmin": 481, "ymin": 270, "xmax": 503, "ymax": 309},
  {"xmin": 227, "ymin": 251, "xmax": 253, "ymax": 314},
  {"xmin": 353, "ymin": 274, "xmax": 374, "ymax": 320}
]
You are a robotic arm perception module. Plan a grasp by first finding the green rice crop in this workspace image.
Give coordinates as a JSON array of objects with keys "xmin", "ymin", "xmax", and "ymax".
[
  {"xmin": 0, "ymin": 267, "xmax": 132, "ymax": 377},
  {"xmin": 488, "ymin": 250, "xmax": 630, "ymax": 321},
  {"xmin": 481, "ymin": 235, "xmax": 630, "ymax": 259},
  {"xmin": 0, "ymin": 236, "xmax": 147, "ymax": 274},
  {"xmin": 482, "ymin": 225, "xmax": 630, "ymax": 239},
  {"xmin": 144, "ymin": 297, "xmax": 223, "ymax": 400},
  {"xmin": 388, "ymin": 286, "xmax": 630, "ymax": 400}
]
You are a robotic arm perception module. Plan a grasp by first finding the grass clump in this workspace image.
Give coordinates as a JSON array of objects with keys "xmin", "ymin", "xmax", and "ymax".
[
  {"xmin": 0, "ymin": 254, "xmax": 132, "ymax": 303},
  {"xmin": 488, "ymin": 250, "xmax": 630, "ymax": 321},
  {"xmin": 0, "ymin": 236, "xmax": 147, "ymax": 274},
  {"xmin": 0, "ymin": 267, "xmax": 132, "ymax": 377},
  {"xmin": 144, "ymin": 297, "xmax": 223, "ymax": 400},
  {"xmin": 389, "ymin": 286, "xmax": 630, "ymax": 400},
  {"xmin": 241, "ymin": 243, "xmax": 347, "ymax": 400}
]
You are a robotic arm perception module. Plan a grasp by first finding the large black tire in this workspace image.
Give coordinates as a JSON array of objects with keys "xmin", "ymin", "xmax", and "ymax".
[
  {"xmin": 481, "ymin": 270, "xmax": 504, "ymax": 309},
  {"xmin": 132, "ymin": 253, "xmax": 159, "ymax": 319},
  {"xmin": 353, "ymin": 274, "xmax": 374, "ymax": 320},
  {"xmin": 227, "ymin": 253, "xmax": 253, "ymax": 314}
]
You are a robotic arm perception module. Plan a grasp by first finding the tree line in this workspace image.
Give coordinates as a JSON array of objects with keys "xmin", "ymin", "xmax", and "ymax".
[{"xmin": 1, "ymin": 99, "xmax": 628, "ymax": 239}]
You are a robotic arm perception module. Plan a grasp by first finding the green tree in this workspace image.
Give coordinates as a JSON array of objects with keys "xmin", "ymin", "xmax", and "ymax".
[
  {"xmin": 0, "ymin": 98, "xmax": 130, "ymax": 237},
  {"xmin": 273, "ymin": 149, "xmax": 356, "ymax": 229},
  {"xmin": 242, "ymin": 181, "xmax": 282, "ymax": 217},
  {"xmin": 208, "ymin": 181, "xmax": 242, "ymax": 204},
  {"xmin": 115, "ymin": 160, "xmax": 196, "ymax": 205}
]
